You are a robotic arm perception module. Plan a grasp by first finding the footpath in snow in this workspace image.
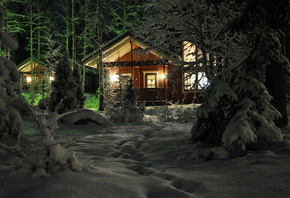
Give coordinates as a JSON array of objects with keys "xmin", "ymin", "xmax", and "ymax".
[{"xmin": 1, "ymin": 113, "xmax": 290, "ymax": 198}]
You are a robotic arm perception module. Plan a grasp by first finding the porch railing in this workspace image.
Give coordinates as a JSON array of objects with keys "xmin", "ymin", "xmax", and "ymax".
[{"xmin": 137, "ymin": 88, "xmax": 166, "ymax": 101}]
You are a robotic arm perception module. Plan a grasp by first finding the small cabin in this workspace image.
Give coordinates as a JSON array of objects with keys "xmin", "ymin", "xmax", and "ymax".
[
  {"xmin": 84, "ymin": 31, "xmax": 211, "ymax": 104},
  {"xmin": 17, "ymin": 58, "xmax": 54, "ymax": 92},
  {"xmin": 18, "ymin": 58, "xmax": 98, "ymax": 93}
]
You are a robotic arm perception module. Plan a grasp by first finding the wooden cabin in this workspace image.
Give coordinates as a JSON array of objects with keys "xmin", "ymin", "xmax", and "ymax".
[
  {"xmin": 18, "ymin": 58, "xmax": 98, "ymax": 93},
  {"xmin": 84, "ymin": 31, "xmax": 210, "ymax": 104},
  {"xmin": 17, "ymin": 58, "xmax": 54, "ymax": 92}
]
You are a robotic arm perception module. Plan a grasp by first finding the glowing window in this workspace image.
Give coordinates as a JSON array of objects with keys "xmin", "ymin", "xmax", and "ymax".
[
  {"xmin": 110, "ymin": 73, "xmax": 132, "ymax": 86},
  {"xmin": 184, "ymin": 72, "xmax": 209, "ymax": 90}
]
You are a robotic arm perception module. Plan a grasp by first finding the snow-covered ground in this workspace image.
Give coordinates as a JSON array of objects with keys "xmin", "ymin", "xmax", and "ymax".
[{"xmin": 1, "ymin": 110, "xmax": 290, "ymax": 198}]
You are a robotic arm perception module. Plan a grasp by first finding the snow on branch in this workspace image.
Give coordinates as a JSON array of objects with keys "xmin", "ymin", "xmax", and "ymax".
[{"xmin": 191, "ymin": 67, "xmax": 282, "ymax": 156}]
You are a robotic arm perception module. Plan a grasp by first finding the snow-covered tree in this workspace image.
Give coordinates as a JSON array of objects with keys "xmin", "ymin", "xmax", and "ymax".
[
  {"xmin": 191, "ymin": 68, "xmax": 283, "ymax": 155},
  {"xmin": 120, "ymin": 79, "xmax": 145, "ymax": 123},
  {"xmin": 73, "ymin": 66, "xmax": 86, "ymax": 109},
  {"xmin": 19, "ymin": 101, "xmax": 84, "ymax": 178},
  {"xmin": 141, "ymin": 0, "xmax": 245, "ymax": 73},
  {"xmin": 230, "ymin": 0, "xmax": 290, "ymax": 126},
  {"xmin": 105, "ymin": 76, "xmax": 145, "ymax": 123},
  {"xmin": 0, "ymin": 7, "xmax": 22, "ymax": 140},
  {"xmin": 50, "ymin": 52, "xmax": 85, "ymax": 114},
  {"xmin": 1, "ymin": 97, "xmax": 86, "ymax": 179}
]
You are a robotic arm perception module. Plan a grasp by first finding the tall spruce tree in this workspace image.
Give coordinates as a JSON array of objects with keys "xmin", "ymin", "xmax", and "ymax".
[
  {"xmin": 0, "ymin": 6, "xmax": 22, "ymax": 140},
  {"xmin": 96, "ymin": 0, "xmax": 105, "ymax": 111},
  {"xmin": 50, "ymin": 52, "xmax": 84, "ymax": 114},
  {"xmin": 220, "ymin": 0, "xmax": 290, "ymax": 126}
]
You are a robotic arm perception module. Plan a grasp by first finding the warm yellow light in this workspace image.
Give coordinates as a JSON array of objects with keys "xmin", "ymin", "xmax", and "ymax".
[
  {"xmin": 27, "ymin": 76, "xmax": 32, "ymax": 82},
  {"xmin": 50, "ymin": 76, "xmax": 55, "ymax": 81},
  {"xmin": 160, "ymin": 74, "xmax": 166, "ymax": 79},
  {"xmin": 110, "ymin": 74, "xmax": 119, "ymax": 82}
]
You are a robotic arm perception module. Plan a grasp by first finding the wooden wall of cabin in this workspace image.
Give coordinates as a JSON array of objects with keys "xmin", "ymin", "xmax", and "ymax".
[
  {"xmin": 118, "ymin": 44, "xmax": 161, "ymax": 62},
  {"xmin": 108, "ymin": 65, "xmax": 168, "ymax": 89}
]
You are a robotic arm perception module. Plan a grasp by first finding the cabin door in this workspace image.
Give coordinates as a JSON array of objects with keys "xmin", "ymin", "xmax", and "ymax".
[{"xmin": 145, "ymin": 73, "xmax": 157, "ymax": 88}]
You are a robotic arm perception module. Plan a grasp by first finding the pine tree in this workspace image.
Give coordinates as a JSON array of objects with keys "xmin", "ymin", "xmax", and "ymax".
[
  {"xmin": 0, "ymin": 6, "xmax": 22, "ymax": 140},
  {"xmin": 50, "ymin": 52, "xmax": 80, "ymax": 114},
  {"xmin": 214, "ymin": 0, "xmax": 290, "ymax": 126},
  {"xmin": 106, "ymin": 76, "xmax": 144, "ymax": 123},
  {"xmin": 191, "ymin": 68, "xmax": 282, "ymax": 155},
  {"xmin": 122, "ymin": 79, "xmax": 145, "ymax": 122}
]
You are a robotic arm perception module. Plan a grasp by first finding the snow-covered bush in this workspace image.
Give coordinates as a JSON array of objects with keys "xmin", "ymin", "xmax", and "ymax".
[
  {"xmin": 191, "ymin": 68, "xmax": 283, "ymax": 154},
  {"xmin": 174, "ymin": 105, "xmax": 197, "ymax": 123},
  {"xmin": 0, "ymin": 7, "xmax": 22, "ymax": 140},
  {"xmin": 61, "ymin": 109, "xmax": 113, "ymax": 126},
  {"xmin": 106, "ymin": 80, "xmax": 145, "ymax": 123},
  {"xmin": 156, "ymin": 105, "xmax": 173, "ymax": 122},
  {"xmin": 50, "ymin": 52, "xmax": 85, "ymax": 114},
  {"xmin": 1, "ymin": 101, "xmax": 86, "ymax": 178},
  {"xmin": 1, "ymin": 95, "xmax": 88, "ymax": 179},
  {"xmin": 155, "ymin": 104, "xmax": 197, "ymax": 123}
]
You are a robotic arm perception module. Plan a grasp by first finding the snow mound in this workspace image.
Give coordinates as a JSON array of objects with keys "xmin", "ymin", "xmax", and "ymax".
[{"xmin": 60, "ymin": 109, "xmax": 113, "ymax": 126}]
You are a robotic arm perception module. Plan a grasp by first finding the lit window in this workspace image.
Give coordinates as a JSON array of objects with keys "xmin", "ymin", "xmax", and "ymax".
[
  {"xmin": 110, "ymin": 73, "xmax": 132, "ymax": 86},
  {"xmin": 183, "ymin": 41, "xmax": 216, "ymax": 68},
  {"xmin": 183, "ymin": 41, "xmax": 196, "ymax": 62},
  {"xmin": 50, "ymin": 76, "xmax": 55, "ymax": 81},
  {"xmin": 184, "ymin": 72, "xmax": 209, "ymax": 90}
]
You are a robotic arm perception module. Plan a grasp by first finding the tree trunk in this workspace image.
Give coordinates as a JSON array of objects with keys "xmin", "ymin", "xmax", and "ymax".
[
  {"xmin": 266, "ymin": 65, "xmax": 288, "ymax": 126},
  {"xmin": 97, "ymin": 0, "xmax": 104, "ymax": 111}
]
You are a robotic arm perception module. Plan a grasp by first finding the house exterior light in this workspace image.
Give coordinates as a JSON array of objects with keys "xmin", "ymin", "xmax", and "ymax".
[
  {"xmin": 110, "ymin": 74, "xmax": 119, "ymax": 82},
  {"xmin": 26, "ymin": 76, "xmax": 32, "ymax": 83}
]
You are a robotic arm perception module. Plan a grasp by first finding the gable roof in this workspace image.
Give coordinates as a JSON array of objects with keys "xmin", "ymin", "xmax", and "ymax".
[
  {"xmin": 18, "ymin": 58, "xmax": 48, "ymax": 73},
  {"xmin": 83, "ymin": 31, "xmax": 175, "ymax": 68}
]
